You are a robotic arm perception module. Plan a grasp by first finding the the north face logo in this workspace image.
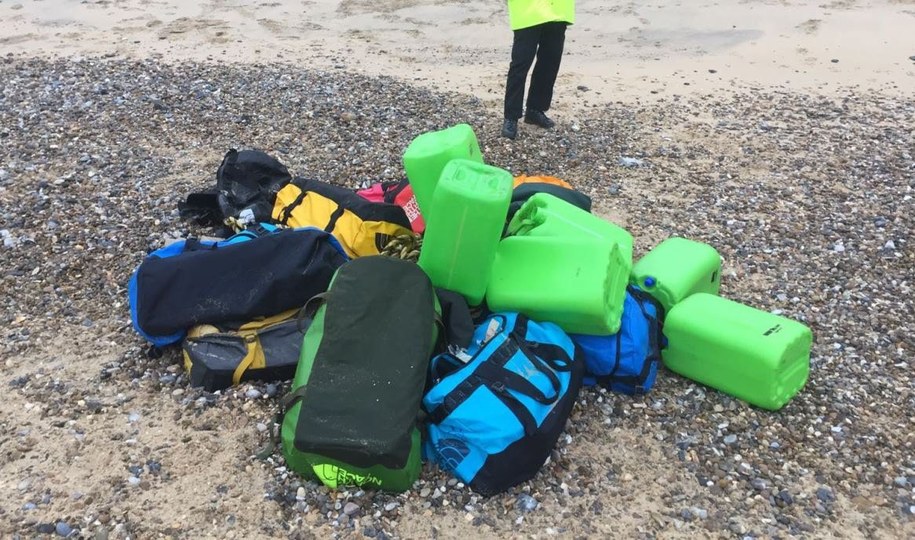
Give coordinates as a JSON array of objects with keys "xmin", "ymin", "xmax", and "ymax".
[{"xmin": 435, "ymin": 438, "xmax": 470, "ymax": 472}]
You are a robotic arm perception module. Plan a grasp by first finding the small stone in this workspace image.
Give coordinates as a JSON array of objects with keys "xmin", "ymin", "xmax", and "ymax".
[
  {"xmin": 245, "ymin": 389, "xmax": 262, "ymax": 399},
  {"xmin": 778, "ymin": 489, "xmax": 794, "ymax": 505},
  {"xmin": 23, "ymin": 502, "xmax": 37, "ymax": 510},
  {"xmin": 680, "ymin": 508, "xmax": 694, "ymax": 521},
  {"xmin": 517, "ymin": 493, "xmax": 538, "ymax": 513},
  {"xmin": 691, "ymin": 507, "xmax": 708, "ymax": 520},
  {"xmin": 343, "ymin": 502, "xmax": 360, "ymax": 516},
  {"xmin": 884, "ymin": 240, "xmax": 896, "ymax": 250},
  {"xmin": 894, "ymin": 476, "xmax": 908, "ymax": 488},
  {"xmin": 37, "ymin": 523, "xmax": 56, "ymax": 534},
  {"xmin": 127, "ymin": 412, "xmax": 141, "ymax": 423},
  {"xmin": 831, "ymin": 58, "xmax": 839, "ymax": 63},
  {"xmin": 618, "ymin": 156, "xmax": 645, "ymax": 168},
  {"xmin": 723, "ymin": 434, "xmax": 737, "ymax": 445},
  {"xmin": 751, "ymin": 478, "xmax": 768, "ymax": 491},
  {"xmin": 708, "ymin": 69, "xmax": 718, "ymax": 73},
  {"xmin": 816, "ymin": 487, "xmax": 835, "ymax": 502},
  {"xmin": 95, "ymin": 528, "xmax": 109, "ymax": 540},
  {"xmin": 296, "ymin": 487, "xmax": 306, "ymax": 501},
  {"xmin": 256, "ymin": 423, "xmax": 268, "ymax": 432},
  {"xmin": 833, "ymin": 243, "xmax": 845, "ymax": 253},
  {"xmin": 56, "ymin": 522, "xmax": 73, "ymax": 537},
  {"xmin": 127, "ymin": 476, "xmax": 141, "ymax": 486},
  {"xmin": 384, "ymin": 502, "xmax": 398, "ymax": 512},
  {"xmin": 265, "ymin": 383, "xmax": 279, "ymax": 397}
]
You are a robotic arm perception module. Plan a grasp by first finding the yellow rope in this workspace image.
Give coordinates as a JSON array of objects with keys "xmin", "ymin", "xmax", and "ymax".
[{"xmin": 380, "ymin": 232, "xmax": 423, "ymax": 262}]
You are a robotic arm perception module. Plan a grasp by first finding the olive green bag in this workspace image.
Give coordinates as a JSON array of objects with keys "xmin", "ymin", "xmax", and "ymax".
[{"xmin": 278, "ymin": 256, "xmax": 440, "ymax": 491}]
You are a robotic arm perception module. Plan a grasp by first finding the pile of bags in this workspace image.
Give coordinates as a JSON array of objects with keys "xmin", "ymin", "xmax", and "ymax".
[{"xmin": 128, "ymin": 124, "xmax": 813, "ymax": 496}]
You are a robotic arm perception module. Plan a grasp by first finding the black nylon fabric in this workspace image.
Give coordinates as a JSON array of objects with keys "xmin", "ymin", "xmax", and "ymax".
[
  {"xmin": 293, "ymin": 257, "xmax": 435, "ymax": 469},
  {"xmin": 135, "ymin": 229, "xmax": 345, "ymax": 336},
  {"xmin": 216, "ymin": 149, "xmax": 292, "ymax": 222},
  {"xmin": 506, "ymin": 183, "xmax": 592, "ymax": 222}
]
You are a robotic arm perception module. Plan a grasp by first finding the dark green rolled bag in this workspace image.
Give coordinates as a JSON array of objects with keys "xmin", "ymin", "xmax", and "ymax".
[{"xmin": 279, "ymin": 256, "xmax": 441, "ymax": 492}]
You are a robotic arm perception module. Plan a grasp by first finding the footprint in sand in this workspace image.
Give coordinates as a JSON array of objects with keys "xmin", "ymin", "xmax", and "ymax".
[
  {"xmin": 159, "ymin": 17, "xmax": 231, "ymax": 42},
  {"xmin": 796, "ymin": 19, "xmax": 822, "ymax": 34}
]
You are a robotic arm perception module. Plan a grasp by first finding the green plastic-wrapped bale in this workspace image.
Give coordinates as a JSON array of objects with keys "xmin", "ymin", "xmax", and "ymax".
[
  {"xmin": 630, "ymin": 236, "xmax": 721, "ymax": 316},
  {"xmin": 486, "ymin": 235, "xmax": 629, "ymax": 335},
  {"xmin": 402, "ymin": 123, "xmax": 483, "ymax": 219},
  {"xmin": 662, "ymin": 293, "xmax": 812, "ymax": 410}
]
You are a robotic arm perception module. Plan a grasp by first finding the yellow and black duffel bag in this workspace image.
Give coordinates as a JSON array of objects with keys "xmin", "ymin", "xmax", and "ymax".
[
  {"xmin": 182, "ymin": 308, "xmax": 311, "ymax": 392},
  {"xmin": 272, "ymin": 178, "xmax": 413, "ymax": 259}
]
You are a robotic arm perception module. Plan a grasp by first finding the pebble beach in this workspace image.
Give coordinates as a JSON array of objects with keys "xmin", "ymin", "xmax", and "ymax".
[{"xmin": 1, "ymin": 1, "xmax": 914, "ymax": 539}]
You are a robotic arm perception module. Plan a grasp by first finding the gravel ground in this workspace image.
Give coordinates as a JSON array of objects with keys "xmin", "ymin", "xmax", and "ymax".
[{"xmin": 0, "ymin": 57, "xmax": 913, "ymax": 539}]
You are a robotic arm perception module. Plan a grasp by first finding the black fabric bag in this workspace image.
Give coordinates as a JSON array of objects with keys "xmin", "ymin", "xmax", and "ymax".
[
  {"xmin": 216, "ymin": 148, "xmax": 292, "ymax": 222},
  {"xmin": 178, "ymin": 149, "xmax": 292, "ymax": 227},
  {"xmin": 507, "ymin": 182, "xmax": 592, "ymax": 222},
  {"xmin": 182, "ymin": 307, "xmax": 314, "ymax": 392},
  {"xmin": 132, "ymin": 227, "xmax": 347, "ymax": 341}
]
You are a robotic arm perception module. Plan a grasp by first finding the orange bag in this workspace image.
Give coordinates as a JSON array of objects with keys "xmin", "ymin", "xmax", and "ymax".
[{"xmin": 512, "ymin": 175, "xmax": 573, "ymax": 189}]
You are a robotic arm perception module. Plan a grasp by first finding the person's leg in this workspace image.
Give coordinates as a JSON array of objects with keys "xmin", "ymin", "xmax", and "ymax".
[
  {"xmin": 503, "ymin": 25, "xmax": 542, "ymax": 121},
  {"xmin": 525, "ymin": 22, "xmax": 567, "ymax": 124}
]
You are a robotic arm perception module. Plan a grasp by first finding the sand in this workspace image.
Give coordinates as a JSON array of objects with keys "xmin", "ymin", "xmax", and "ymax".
[{"xmin": 2, "ymin": 0, "xmax": 914, "ymax": 109}]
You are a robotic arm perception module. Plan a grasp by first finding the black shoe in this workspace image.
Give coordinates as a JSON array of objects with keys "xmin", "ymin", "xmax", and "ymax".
[
  {"xmin": 501, "ymin": 118, "xmax": 518, "ymax": 139},
  {"xmin": 524, "ymin": 109, "xmax": 555, "ymax": 129}
]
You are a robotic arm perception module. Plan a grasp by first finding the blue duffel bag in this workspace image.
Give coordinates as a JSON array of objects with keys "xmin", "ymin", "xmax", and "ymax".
[
  {"xmin": 128, "ymin": 223, "xmax": 347, "ymax": 347},
  {"xmin": 423, "ymin": 313, "xmax": 584, "ymax": 496},
  {"xmin": 571, "ymin": 286, "xmax": 663, "ymax": 395}
]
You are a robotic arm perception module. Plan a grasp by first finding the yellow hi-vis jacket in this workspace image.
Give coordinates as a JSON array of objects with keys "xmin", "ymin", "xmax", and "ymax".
[{"xmin": 508, "ymin": 0, "xmax": 575, "ymax": 31}]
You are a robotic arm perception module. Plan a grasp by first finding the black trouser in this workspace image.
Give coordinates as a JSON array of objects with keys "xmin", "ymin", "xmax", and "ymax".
[{"xmin": 503, "ymin": 22, "xmax": 567, "ymax": 121}]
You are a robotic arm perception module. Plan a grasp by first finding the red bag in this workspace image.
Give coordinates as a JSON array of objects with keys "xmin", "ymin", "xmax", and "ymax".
[{"xmin": 357, "ymin": 181, "xmax": 425, "ymax": 234}]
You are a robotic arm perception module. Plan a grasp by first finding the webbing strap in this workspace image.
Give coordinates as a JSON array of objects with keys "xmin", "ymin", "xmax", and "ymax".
[
  {"xmin": 231, "ymin": 335, "xmax": 259, "ymax": 386},
  {"xmin": 256, "ymin": 385, "xmax": 309, "ymax": 460},
  {"xmin": 427, "ymin": 315, "xmax": 570, "ymax": 433},
  {"xmin": 278, "ymin": 188, "xmax": 309, "ymax": 226}
]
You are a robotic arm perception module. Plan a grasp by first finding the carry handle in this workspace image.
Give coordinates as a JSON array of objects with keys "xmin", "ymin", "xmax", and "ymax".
[
  {"xmin": 509, "ymin": 315, "xmax": 574, "ymax": 373},
  {"xmin": 296, "ymin": 292, "xmax": 329, "ymax": 334},
  {"xmin": 476, "ymin": 331, "xmax": 562, "ymax": 406}
]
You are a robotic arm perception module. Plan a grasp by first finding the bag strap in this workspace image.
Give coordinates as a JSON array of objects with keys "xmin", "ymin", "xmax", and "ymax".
[
  {"xmin": 277, "ymin": 187, "xmax": 309, "ymax": 226},
  {"xmin": 426, "ymin": 317, "xmax": 566, "ymax": 436},
  {"xmin": 510, "ymin": 315, "xmax": 574, "ymax": 373},
  {"xmin": 256, "ymin": 384, "xmax": 309, "ymax": 460},
  {"xmin": 296, "ymin": 292, "xmax": 329, "ymax": 334},
  {"xmin": 231, "ymin": 334, "xmax": 259, "ymax": 386}
]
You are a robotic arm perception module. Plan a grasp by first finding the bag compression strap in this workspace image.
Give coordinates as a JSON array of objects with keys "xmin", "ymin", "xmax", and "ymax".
[
  {"xmin": 595, "ymin": 286, "xmax": 664, "ymax": 392},
  {"xmin": 427, "ymin": 316, "xmax": 574, "ymax": 436}
]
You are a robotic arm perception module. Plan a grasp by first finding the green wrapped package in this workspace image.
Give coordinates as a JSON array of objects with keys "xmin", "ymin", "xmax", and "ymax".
[
  {"xmin": 663, "ymin": 293, "xmax": 812, "ymax": 410},
  {"xmin": 507, "ymin": 192, "xmax": 633, "ymax": 264},
  {"xmin": 630, "ymin": 237, "xmax": 721, "ymax": 315},
  {"xmin": 402, "ymin": 124, "xmax": 483, "ymax": 219}
]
